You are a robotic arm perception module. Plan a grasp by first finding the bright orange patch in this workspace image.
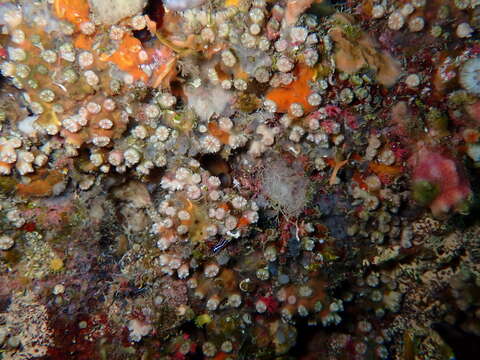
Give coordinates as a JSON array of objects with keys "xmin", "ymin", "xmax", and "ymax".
[
  {"xmin": 181, "ymin": 219, "xmax": 192, "ymax": 226},
  {"xmin": 208, "ymin": 122, "xmax": 230, "ymax": 145},
  {"xmin": 212, "ymin": 352, "xmax": 229, "ymax": 360},
  {"xmin": 104, "ymin": 35, "xmax": 148, "ymax": 81},
  {"xmin": 237, "ymin": 216, "xmax": 250, "ymax": 228},
  {"xmin": 225, "ymin": 0, "xmax": 240, "ymax": 7},
  {"xmin": 74, "ymin": 33, "xmax": 93, "ymax": 50},
  {"xmin": 219, "ymin": 203, "xmax": 231, "ymax": 212},
  {"xmin": 369, "ymin": 162, "xmax": 403, "ymax": 177},
  {"xmin": 266, "ymin": 65, "xmax": 316, "ymax": 114},
  {"xmin": 325, "ymin": 158, "xmax": 336, "ymax": 167},
  {"xmin": 17, "ymin": 170, "xmax": 65, "ymax": 197},
  {"xmin": 54, "ymin": 0, "xmax": 90, "ymax": 27}
]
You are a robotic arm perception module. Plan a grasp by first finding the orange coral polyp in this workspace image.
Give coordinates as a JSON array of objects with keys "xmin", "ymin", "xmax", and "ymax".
[
  {"xmin": 266, "ymin": 65, "xmax": 315, "ymax": 114},
  {"xmin": 54, "ymin": 0, "xmax": 90, "ymax": 26}
]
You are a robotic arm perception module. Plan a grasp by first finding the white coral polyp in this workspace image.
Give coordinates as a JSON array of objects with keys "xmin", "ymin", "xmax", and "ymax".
[{"xmin": 460, "ymin": 57, "xmax": 480, "ymax": 95}]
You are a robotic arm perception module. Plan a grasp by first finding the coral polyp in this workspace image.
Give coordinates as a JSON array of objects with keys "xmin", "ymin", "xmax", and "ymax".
[{"xmin": 0, "ymin": 0, "xmax": 479, "ymax": 359}]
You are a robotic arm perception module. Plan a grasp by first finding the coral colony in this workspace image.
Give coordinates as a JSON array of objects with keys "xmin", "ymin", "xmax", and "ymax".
[{"xmin": 0, "ymin": 0, "xmax": 479, "ymax": 359}]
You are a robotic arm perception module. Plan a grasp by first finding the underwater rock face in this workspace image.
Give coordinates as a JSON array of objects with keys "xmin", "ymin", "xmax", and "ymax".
[{"xmin": 0, "ymin": 0, "xmax": 479, "ymax": 359}]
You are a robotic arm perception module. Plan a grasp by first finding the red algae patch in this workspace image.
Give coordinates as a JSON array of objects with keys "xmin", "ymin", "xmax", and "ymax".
[{"xmin": 410, "ymin": 147, "xmax": 471, "ymax": 217}]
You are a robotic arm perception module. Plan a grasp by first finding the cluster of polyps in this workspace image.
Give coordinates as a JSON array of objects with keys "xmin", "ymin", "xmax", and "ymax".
[
  {"xmin": 152, "ymin": 160, "xmax": 258, "ymax": 278},
  {"xmin": 273, "ymin": 280, "xmax": 343, "ymax": 326},
  {"xmin": 0, "ymin": 2, "xmax": 168, "ymax": 179}
]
